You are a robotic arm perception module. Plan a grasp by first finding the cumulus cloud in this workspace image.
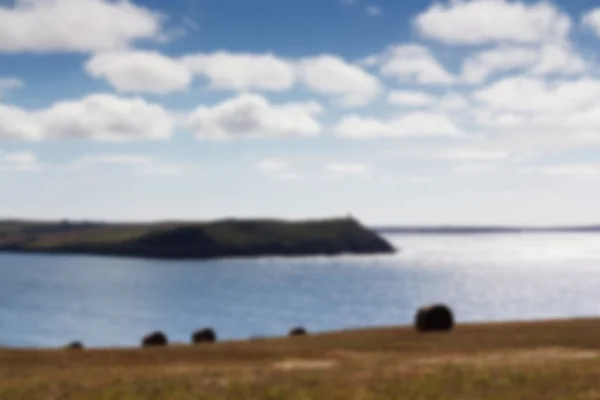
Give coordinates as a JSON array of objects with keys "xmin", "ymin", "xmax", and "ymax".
[
  {"xmin": 387, "ymin": 91, "xmax": 469, "ymax": 111},
  {"xmin": 335, "ymin": 112, "xmax": 462, "ymax": 139},
  {"xmin": 0, "ymin": 0, "xmax": 162, "ymax": 53},
  {"xmin": 388, "ymin": 91, "xmax": 437, "ymax": 107},
  {"xmin": 86, "ymin": 51, "xmax": 192, "ymax": 94},
  {"xmin": 85, "ymin": 50, "xmax": 381, "ymax": 106},
  {"xmin": 415, "ymin": 0, "xmax": 571, "ymax": 45},
  {"xmin": 186, "ymin": 94, "xmax": 323, "ymax": 139},
  {"xmin": 39, "ymin": 94, "xmax": 173, "ymax": 141},
  {"xmin": 461, "ymin": 44, "xmax": 586, "ymax": 83},
  {"xmin": 296, "ymin": 55, "xmax": 382, "ymax": 106},
  {"xmin": 473, "ymin": 76, "xmax": 600, "ymax": 113},
  {"xmin": 457, "ymin": 76, "xmax": 600, "ymax": 155},
  {"xmin": 0, "ymin": 94, "xmax": 173, "ymax": 141},
  {"xmin": 373, "ymin": 45, "xmax": 454, "ymax": 85},
  {"xmin": 182, "ymin": 52, "xmax": 296, "ymax": 92},
  {"xmin": 582, "ymin": 8, "xmax": 600, "ymax": 37},
  {"xmin": 0, "ymin": 104, "xmax": 41, "ymax": 140}
]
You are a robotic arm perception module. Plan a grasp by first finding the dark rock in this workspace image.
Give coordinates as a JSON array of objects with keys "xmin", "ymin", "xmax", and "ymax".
[
  {"xmin": 414, "ymin": 304, "xmax": 454, "ymax": 332},
  {"xmin": 191, "ymin": 328, "xmax": 217, "ymax": 344},
  {"xmin": 142, "ymin": 331, "xmax": 168, "ymax": 347},
  {"xmin": 289, "ymin": 326, "xmax": 308, "ymax": 337}
]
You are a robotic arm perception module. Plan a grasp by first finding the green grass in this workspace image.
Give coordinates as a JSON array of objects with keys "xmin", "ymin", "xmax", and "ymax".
[{"xmin": 3, "ymin": 319, "xmax": 600, "ymax": 399}]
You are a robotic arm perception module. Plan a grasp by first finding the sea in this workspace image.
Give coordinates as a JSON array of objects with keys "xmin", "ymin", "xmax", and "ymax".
[{"xmin": 1, "ymin": 233, "xmax": 600, "ymax": 348}]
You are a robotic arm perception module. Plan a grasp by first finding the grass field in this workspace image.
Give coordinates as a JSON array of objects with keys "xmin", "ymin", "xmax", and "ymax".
[{"xmin": 2, "ymin": 318, "xmax": 600, "ymax": 399}]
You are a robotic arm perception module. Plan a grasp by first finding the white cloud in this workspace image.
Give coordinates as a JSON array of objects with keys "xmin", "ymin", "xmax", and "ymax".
[
  {"xmin": 182, "ymin": 52, "xmax": 296, "ymax": 92},
  {"xmin": 453, "ymin": 163, "xmax": 499, "ymax": 175},
  {"xmin": 69, "ymin": 153, "xmax": 183, "ymax": 176},
  {"xmin": 0, "ymin": 78, "xmax": 24, "ymax": 97},
  {"xmin": 86, "ymin": 51, "xmax": 192, "ymax": 94},
  {"xmin": 335, "ymin": 112, "xmax": 462, "ymax": 138},
  {"xmin": 387, "ymin": 91, "xmax": 469, "ymax": 111},
  {"xmin": 71, "ymin": 154, "xmax": 155, "ymax": 168},
  {"xmin": 437, "ymin": 93, "xmax": 470, "ymax": 111},
  {"xmin": 0, "ymin": 94, "xmax": 173, "ymax": 141},
  {"xmin": 463, "ymin": 76, "xmax": 600, "ymax": 155},
  {"xmin": 0, "ymin": 151, "xmax": 40, "ymax": 171},
  {"xmin": 186, "ymin": 94, "xmax": 323, "ymax": 139},
  {"xmin": 93, "ymin": 50, "xmax": 381, "ymax": 106},
  {"xmin": 406, "ymin": 176, "xmax": 432, "ymax": 184},
  {"xmin": 461, "ymin": 47, "xmax": 539, "ymax": 83},
  {"xmin": 388, "ymin": 91, "xmax": 436, "ymax": 106},
  {"xmin": 257, "ymin": 159, "xmax": 301, "ymax": 180},
  {"xmin": 540, "ymin": 164, "xmax": 600, "ymax": 176},
  {"xmin": 0, "ymin": 104, "xmax": 41, "ymax": 140},
  {"xmin": 326, "ymin": 163, "xmax": 370, "ymax": 174},
  {"xmin": 582, "ymin": 8, "xmax": 600, "ymax": 37},
  {"xmin": 518, "ymin": 163, "xmax": 600, "ymax": 178},
  {"xmin": 39, "ymin": 94, "xmax": 172, "ymax": 141},
  {"xmin": 415, "ymin": 0, "xmax": 571, "ymax": 45},
  {"xmin": 436, "ymin": 148, "xmax": 512, "ymax": 161},
  {"xmin": 366, "ymin": 5, "xmax": 382, "ymax": 16},
  {"xmin": 296, "ymin": 55, "xmax": 382, "ymax": 106},
  {"xmin": 461, "ymin": 44, "xmax": 586, "ymax": 84},
  {"xmin": 375, "ymin": 45, "xmax": 454, "ymax": 85},
  {"xmin": 531, "ymin": 43, "xmax": 586, "ymax": 75},
  {"xmin": 0, "ymin": 0, "xmax": 162, "ymax": 53},
  {"xmin": 257, "ymin": 159, "xmax": 288, "ymax": 172},
  {"xmin": 473, "ymin": 76, "xmax": 600, "ymax": 113},
  {"xmin": 325, "ymin": 163, "xmax": 370, "ymax": 178}
]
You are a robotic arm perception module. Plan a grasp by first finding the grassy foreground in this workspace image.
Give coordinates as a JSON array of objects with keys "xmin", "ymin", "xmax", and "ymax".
[{"xmin": 3, "ymin": 319, "xmax": 600, "ymax": 399}]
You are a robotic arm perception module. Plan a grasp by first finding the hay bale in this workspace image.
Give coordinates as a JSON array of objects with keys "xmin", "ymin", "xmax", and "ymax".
[
  {"xmin": 289, "ymin": 326, "xmax": 308, "ymax": 337},
  {"xmin": 414, "ymin": 304, "xmax": 454, "ymax": 332},
  {"xmin": 141, "ymin": 331, "xmax": 168, "ymax": 347},
  {"xmin": 65, "ymin": 341, "xmax": 84, "ymax": 350},
  {"xmin": 191, "ymin": 328, "xmax": 217, "ymax": 344}
]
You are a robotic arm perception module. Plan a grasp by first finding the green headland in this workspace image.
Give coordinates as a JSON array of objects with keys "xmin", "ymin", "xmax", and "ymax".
[{"xmin": 0, "ymin": 217, "xmax": 395, "ymax": 260}]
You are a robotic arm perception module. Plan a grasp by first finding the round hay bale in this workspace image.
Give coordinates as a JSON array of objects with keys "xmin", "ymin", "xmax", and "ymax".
[
  {"xmin": 191, "ymin": 328, "xmax": 217, "ymax": 344},
  {"xmin": 289, "ymin": 326, "xmax": 308, "ymax": 337},
  {"xmin": 141, "ymin": 331, "xmax": 168, "ymax": 347},
  {"xmin": 65, "ymin": 341, "xmax": 84, "ymax": 350},
  {"xmin": 414, "ymin": 304, "xmax": 454, "ymax": 332}
]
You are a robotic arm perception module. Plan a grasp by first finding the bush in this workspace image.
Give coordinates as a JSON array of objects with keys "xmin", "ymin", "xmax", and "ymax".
[
  {"xmin": 414, "ymin": 304, "xmax": 454, "ymax": 332},
  {"xmin": 289, "ymin": 326, "xmax": 308, "ymax": 337},
  {"xmin": 142, "ymin": 331, "xmax": 168, "ymax": 347},
  {"xmin": 191, "ymin": 328, "xmax": 217, "ymax": 344}
]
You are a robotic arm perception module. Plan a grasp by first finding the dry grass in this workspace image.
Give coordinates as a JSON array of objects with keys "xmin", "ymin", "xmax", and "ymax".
[{"xmin": 2, "ymin": 318, "xmax": 600, "ymax": 399}]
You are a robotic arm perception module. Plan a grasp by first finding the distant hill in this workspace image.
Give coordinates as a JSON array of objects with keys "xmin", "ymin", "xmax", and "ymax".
[
  {"xmin": 376, "ymin": 226, "xmax": 600, "ymax": 234},
  {"xmin": 0, "ymin": 218, "xmax": 395, "ymax": 260}
]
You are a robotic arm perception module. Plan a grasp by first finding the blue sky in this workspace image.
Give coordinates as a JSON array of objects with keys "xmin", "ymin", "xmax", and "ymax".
[{"xmin": 2, "ymin": 0, "xmax": 600, "ymax": 225}]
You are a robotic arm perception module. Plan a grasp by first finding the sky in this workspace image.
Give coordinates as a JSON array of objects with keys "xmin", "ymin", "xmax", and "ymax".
[{"xmin": 1, "ymin": 0, "xmax": 600, "ymax": 226}]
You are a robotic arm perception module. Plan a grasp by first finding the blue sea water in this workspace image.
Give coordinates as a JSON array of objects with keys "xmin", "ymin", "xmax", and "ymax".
[{"xmin": 1, "ymin": 233, "xmax": 600, "ymax": 348}]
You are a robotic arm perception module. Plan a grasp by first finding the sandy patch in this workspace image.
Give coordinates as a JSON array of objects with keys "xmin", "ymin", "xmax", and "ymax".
[
  {"xmin": 274, "ymin": 359, "xmax": 338, "ymax": 371},
  {"xmin": 413, "ymin": 347, "xmax": 599, "ymax": 368}
]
